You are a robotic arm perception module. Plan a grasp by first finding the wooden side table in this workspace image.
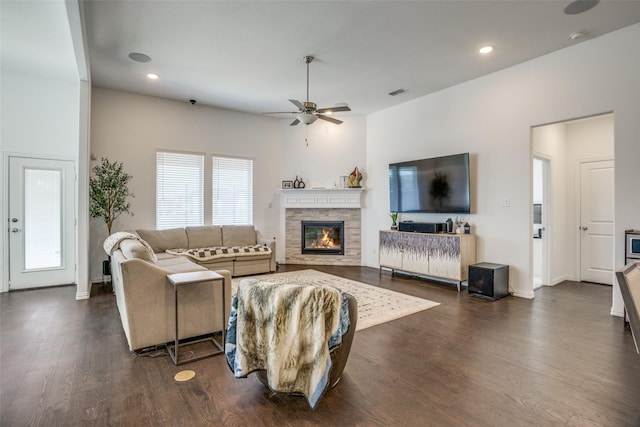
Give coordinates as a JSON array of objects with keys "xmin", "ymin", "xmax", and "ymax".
[{"xmin": 166, "ymin": 270, "xmax": 226, "ymax": 365}]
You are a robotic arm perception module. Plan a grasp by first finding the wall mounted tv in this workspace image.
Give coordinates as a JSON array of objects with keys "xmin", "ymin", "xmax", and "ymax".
[{"xmin": 389, "ymin": 152, "xmax": 471, "ymax": 213}]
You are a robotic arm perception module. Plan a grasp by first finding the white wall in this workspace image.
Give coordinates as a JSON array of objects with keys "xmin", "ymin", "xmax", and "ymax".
[
  {"xmin": 279, "ymin": 117, "xmax": 367, "ymax": 189},
  {"xmin": 1, "ymin": 72, "xmax": 79, "ymax": 157},
  {"xmin": 365, "ymin": 24, "xmax": 640, "ymax": 311},
  {"xmin": 89, "ymin": 88, "xmax": 282, "ymax": 281}
]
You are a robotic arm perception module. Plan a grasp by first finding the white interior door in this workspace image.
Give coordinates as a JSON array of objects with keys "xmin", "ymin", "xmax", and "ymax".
[
  {"xmin": 579, "ymin": 159, "xmax": 614, "ymax": 285},
  {"xmin": 8, "ymin": 157, "xmax": 75, "ymax": 289}
]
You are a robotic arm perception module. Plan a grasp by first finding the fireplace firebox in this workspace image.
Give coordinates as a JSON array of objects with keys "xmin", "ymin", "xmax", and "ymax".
[{"xmin": 301, "ymin": 221, "xmax": 344, "ymax": 255}]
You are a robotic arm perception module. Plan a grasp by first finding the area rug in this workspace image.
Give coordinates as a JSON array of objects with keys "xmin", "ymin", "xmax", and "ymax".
[{"xmin": 232, "ymin": 269, "xmax": 440, "ymax": 331}]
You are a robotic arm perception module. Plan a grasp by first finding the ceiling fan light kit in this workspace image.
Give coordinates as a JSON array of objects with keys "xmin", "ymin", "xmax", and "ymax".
[
  {"xmin": 297, "ymin": 113, "xmax": 318, "ymax": 125},
  {"xmin": 263, "ymin": 55, "xmax": 351, "ymax": 126}
]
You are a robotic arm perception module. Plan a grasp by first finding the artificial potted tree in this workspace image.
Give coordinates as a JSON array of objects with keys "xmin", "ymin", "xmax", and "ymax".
[{"xmin": 89, "ymin": 157, "xmax": 134, "ymax": 276}]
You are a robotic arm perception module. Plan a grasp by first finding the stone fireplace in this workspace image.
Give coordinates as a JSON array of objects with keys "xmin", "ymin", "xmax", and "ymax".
[{"xmin": 281, "ymin": 188, "xmax": 363, "ymax": 266}]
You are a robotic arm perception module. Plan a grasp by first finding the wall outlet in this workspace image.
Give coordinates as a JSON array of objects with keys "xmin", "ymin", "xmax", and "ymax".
[{"xmin": 500, "ymin": 197, "xmax": 510, "ymax": 207}]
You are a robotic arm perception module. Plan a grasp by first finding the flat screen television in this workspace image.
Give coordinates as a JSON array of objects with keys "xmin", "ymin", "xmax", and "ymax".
[{"xmin": 389, "ymin": 153, "xmax": 470, "ymax": 213}]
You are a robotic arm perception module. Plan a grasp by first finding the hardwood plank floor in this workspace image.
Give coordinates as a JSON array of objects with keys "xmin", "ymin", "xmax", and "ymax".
[{"xmin": 2, "ymin": 265, "xmax": 639, "ymax": 426}]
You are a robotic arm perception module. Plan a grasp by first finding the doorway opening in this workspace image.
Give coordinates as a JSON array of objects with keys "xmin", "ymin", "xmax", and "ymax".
[
  {"xmin": 531, "ymin": 113, "xmax": 614, "ymax": 290},
  {"xmin": 532, "ymin": 156, "xmax": 550, "ymax": 289}
]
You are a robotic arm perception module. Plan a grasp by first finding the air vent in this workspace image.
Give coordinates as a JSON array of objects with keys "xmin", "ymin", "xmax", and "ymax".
[{"xmin": 388, "ymin": 88, "xmax": 406, "ymax": 96}]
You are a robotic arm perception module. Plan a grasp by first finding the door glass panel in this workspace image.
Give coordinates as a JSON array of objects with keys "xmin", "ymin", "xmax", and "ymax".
[{"xmin": 24, "ymin": 168, "xmax": 62, "ymax": 269}]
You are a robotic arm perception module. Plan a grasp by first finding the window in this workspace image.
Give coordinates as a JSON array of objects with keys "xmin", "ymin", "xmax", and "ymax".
[
  {"xmin": 212, "ymin": 156, "xmax": 253, "ymax": 225},
  {"xmin": 156, "ymin": 151, "xmax": 204, "ymax": 229}
]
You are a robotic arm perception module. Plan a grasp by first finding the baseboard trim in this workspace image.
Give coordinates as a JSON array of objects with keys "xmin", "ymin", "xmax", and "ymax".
[
  {"xmin": 511, "ymin": 289, "xmax": 535, "ymax": 299},
  {"xmin": 550, "ymin": 274, "xmax": 573, "ymax": 286},
  {"xmin": 76, "ymin": 291, "xmax": 90, "ymax": 300},
  {"xmin": 610, "ymin": 306, "xmax": 624, "ymax": 317}
]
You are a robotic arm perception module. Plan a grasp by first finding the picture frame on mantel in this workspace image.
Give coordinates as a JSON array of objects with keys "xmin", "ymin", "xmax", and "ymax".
[{"xmin": 282, "ymin": 180, "xmax": 293, "ymax": 189}]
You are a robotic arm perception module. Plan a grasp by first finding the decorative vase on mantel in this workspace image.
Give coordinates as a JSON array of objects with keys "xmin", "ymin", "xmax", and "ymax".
[{"xmin": 348, "ymin": 167, "xmax": 363, "ymax": 188}]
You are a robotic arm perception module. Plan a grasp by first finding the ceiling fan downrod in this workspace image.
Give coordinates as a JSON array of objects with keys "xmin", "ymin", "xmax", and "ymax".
[{"xmin": 303, "ymin": 56, "xmax": 314, "ymax": 110}]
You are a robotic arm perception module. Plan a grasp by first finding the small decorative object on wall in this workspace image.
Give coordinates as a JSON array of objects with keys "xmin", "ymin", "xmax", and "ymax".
[
  {"xmin": 282, "ymin": 180, "xmax": 293, "ymax": 189},
  {"xmin": 348, "ymin": 167, "xmax": 363, "ymax": 188},
  {"xmin": 389, "ymin": 212, "xmax": 399, "ymax": 230}
]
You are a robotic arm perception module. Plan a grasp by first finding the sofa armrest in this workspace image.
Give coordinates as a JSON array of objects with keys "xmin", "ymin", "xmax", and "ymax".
[
  {"xmin": 115, "ymin": 257, "xmax": 232, "ymax": 351},
  {"xmin": 258, "ymin": 238, "xmax": 277, "ymax": 272}
]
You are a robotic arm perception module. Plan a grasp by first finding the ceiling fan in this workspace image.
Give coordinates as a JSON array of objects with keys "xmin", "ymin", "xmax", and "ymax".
[{"xmin": 263, "ymin": 56, "xmax": 351, "ymax": 126}]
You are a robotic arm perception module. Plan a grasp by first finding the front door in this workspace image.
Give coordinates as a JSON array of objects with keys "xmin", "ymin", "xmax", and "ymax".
[
  {"xmin": 579, "ymin": 159, "xmax": 614, "ymax": 285},
  {"xmin": 8, "ymin": 157, "xmax": 76, "ymax": 289}
]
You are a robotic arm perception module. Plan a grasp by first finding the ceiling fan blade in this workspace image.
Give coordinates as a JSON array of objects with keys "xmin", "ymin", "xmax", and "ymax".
[
  {"xmin": 316, "ymin": 106, "xmax": 351, "ymax": 114},
  {"xmin": 261, "ymin": 111, "xmax": 298, "ymax": 115},
  {"xmin": 317, "ymin": 114, "xmax": 343, "ymax": 125},
  {"xmin": 289, "ymin": 99, "xmax": 304, "ymax": 110},
  {"xmin": 289, "ymin": 118, "xmax": 300, "ymax": 126}
]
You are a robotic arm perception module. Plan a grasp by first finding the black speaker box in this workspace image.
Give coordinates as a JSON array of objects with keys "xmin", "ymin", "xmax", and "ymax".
[
  {"xmin": 398, "ymin": 221, "xmax": 446, "ymax": 234},
  {"xmin": 468, "ymin": 263, "xmax": 509, "ymax": 301}
]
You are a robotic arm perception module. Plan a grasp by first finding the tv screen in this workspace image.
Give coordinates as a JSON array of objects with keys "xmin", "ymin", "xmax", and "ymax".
[{"xmin": 389, "ymin": 153, "xmax": 470, "ymax": 213}]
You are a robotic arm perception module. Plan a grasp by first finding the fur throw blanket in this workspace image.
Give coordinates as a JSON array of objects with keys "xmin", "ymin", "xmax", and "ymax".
[
  {"xmin": 103, "ymin": 231, "xmax": 157, "ymax": 262},
  {"xmin": 225, "ymin": 279, "xmax": 343, "ymax": 408}
]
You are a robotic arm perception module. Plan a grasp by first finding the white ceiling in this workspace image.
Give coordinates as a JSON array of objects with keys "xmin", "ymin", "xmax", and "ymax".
[{"xmin": 5, "ymin": 1, "xmax": 640, "ymax": 120}]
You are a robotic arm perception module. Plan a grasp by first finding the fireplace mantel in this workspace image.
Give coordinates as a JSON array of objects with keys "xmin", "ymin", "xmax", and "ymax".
[{"xmin": 281, "ymin": 188, "xmax": 364, "ymax": 209}]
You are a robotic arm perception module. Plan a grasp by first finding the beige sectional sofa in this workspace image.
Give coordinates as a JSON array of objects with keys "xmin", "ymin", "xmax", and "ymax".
[
  {"xmin": 107, "ymin": 225, "xmax": 275, "ymax": 351},
  {"xmin": 136, "ymin": 225, "xmax": 276, "ymax": 277}
]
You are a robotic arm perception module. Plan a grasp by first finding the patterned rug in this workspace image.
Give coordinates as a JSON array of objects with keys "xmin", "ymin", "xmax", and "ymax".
[{"xmin": 232, "ymin": 269, "xmax": 440, "ymax": 331}]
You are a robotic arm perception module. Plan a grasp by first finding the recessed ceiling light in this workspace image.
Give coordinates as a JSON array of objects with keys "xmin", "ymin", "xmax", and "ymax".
[
  {"xmin": 564, "ymin": 0, "xmax": 599, "ymax": 15},
  {"xmin": 479, "ymin": 46, "xmax": 494, "ymax": 54},
  {"xmin": 129, "ymin": 52, "xmax": 152, "ymax": 63},
  {"xmin": 146, "ymin": 73, "xmax": 159, "ymax": 80}
]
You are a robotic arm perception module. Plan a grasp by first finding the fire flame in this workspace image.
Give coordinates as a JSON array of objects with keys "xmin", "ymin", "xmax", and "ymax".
[{"xmin": 312, "ymin": 229, "xmax": 335, "ymax": 248}]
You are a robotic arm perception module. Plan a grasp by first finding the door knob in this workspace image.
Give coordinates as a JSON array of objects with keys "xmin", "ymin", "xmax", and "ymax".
[
  {"xmin": 11, "ymin": 228, "xmax": 21, "ymax": 233},
  {"xmin": 580, "ymin": 226, "xmax": 588, "ymax": 231},
  {"xmin": 11, "ymin": 218, "xmax": 18, "ymax": 222}
]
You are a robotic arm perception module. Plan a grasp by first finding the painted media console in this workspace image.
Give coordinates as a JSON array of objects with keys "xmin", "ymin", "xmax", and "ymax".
[{"xmin": 378, "ymin": 230, "xmax": 476, "ymax": 291}]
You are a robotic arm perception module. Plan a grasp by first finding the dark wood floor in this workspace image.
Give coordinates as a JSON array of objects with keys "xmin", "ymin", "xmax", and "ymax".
[{"xmin": 2, "ymin": 265, "xmax": 640, "ymax": 426}]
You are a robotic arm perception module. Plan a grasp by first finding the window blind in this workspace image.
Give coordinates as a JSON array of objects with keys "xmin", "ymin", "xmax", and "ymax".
[
  {"xmin": 212, "ymin": 156, "xmax": 253, "ymax": 225},
  {"xmin": 156, "ymin": 151, "xmax": 204, "ymax": 229}
]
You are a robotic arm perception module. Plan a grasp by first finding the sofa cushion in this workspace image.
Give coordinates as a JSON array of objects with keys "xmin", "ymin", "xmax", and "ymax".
[
  {"xmin": 186, "ymin": 226, "xmax": 223, "ymax": 249},
  {"xmin": 156, "ymin": 256, "xmax": 207, "ymax": 273},
  {"xmin": 137, "ymin": 228, "xmax": 188, "ymax": 253},
  {"xmin": 222, "ymin": 225, "xmax": 257, "ymax": 246},
  {"xmin": 119, "ymin": 239, "xmax": 156, "ymax": 264}
]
